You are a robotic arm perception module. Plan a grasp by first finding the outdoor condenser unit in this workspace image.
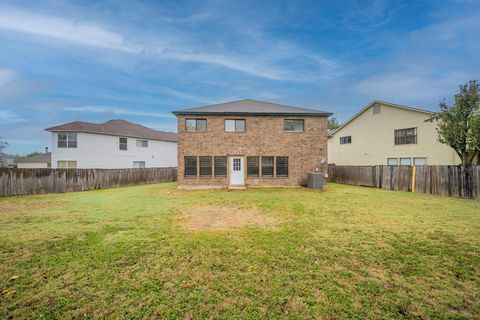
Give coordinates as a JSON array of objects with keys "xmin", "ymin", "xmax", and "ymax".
[{"xmin": 307, "ymin": 172, "xmax": 325, "ymax": 191}]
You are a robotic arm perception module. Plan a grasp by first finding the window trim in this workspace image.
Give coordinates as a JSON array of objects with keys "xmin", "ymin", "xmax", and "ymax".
[
  {"xmin": 247, "ymin": 156, "xmax": 259, "ymax": 177},
  {"xmin": 261, "ymin": 156, "xmax": 274, "ymax": 178},
  {"xmin": 185, "ymin": 118, "xmax": 207, "ymax": 132},
  {"xmin": 400, "ymin": 157, "xmax": 412, "ymax": 166},
  {"xmin": 133, "ymin": 161, "xmax": 146, "ymax": 168},
  {"xmin": 136, "ymin": 139, "xmax": 148, "ymax": 148},
  {"xmin": 199, "ymin": 156, "xmax": 213, "ymax": 178},
  {"xmin": 224, "ymin": 119, "xmax": 246, "ymax": 132},
  {"xmin": 284, "ymin": 119, "xmax": 304, "ymax": 132},
  {"xmin": 214, "ymin": 156, "xmax": 227, "ymax": 177},
  {"xmin": 58, "ymin": 132, "xmax": 77, "ymax": 149},
  {"xmin": 394, "ymin": 127, "xmax": 417, "ymax": 145},
  {"xmin": 340, "ymin": 136, "xmax": 352, "ymax": 144},
  {"xmin": 119, "ymin": 137, "xmax": 128, "ymax": 151},
  {"xmin": 413, "ymin": 157, "xmax": 427, "ymax": 166},
  {"xmin": 184, "ymin": 156, "xmax": 198, "ymax": 178},
  {"xmin": 387, "ymin": 158, "xmax": 398, "ymax": 166},
  {"xmin": 276, "ymin": 156, "xmax": 288, "ymax": 178}
]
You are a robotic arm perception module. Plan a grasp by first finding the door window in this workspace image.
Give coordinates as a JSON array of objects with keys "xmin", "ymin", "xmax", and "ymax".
[{"xmin": 233, "ymin": 158, "xmax": 241, "ymax": 171}]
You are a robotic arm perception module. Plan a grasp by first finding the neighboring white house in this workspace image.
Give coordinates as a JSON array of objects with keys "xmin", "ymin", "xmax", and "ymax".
[
  {"xmin": 328, "ymin": 101, "xmax": 461, "ymax": 166},
  {"xmin": 0, "ymin": 153, "xmax": 15, "ymax": 167},
  {"xmin": 45, "ymin": 119, "xmax": 177, "ymax": 169},
  {"xmin": 17, "ymin": 152, "xmax": 51, "ymax": 168}
]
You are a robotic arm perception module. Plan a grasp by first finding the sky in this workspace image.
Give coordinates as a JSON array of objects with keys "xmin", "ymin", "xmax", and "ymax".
[{"xmin": 0, "ymin": 0, "xmax": 479, "ymax": 155}]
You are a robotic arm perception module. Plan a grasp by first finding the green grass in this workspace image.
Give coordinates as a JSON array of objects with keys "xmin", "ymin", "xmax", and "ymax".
[{"xmin": 0, "ymin": 183, "xmax": 479, "ymax": 319}]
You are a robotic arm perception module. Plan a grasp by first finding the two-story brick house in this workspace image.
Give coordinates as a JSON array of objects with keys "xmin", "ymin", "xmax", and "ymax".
[{"xmin": 172, "ymin": 99, "xmax": 332, "ymax": 189}]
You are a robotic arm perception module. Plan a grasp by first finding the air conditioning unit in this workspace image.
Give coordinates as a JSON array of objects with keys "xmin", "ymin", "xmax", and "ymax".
[{"xmin": 307, "ymin": 172, "xmax": 325, "ymax": 191}]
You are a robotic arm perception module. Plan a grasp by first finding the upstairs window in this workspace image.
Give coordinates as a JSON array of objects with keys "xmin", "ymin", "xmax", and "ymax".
[
  {"xmin": 395, "ymin": 128, "xmax": 417, "ymax": 145},
  {"xmin": 199, "ymin": 156, "xmax": 212, "ymax": 177},
  {"xmin": 225, "ymin": 119, "xmax": 246, "ymax": 132},
  {"xmin": 284, "ymin": 119, "xmax": 304, "ymax": 132},
  {"xmin": 214, "ymin": 157, "xmax": 227, "ymax": 177},
  {"xmin": 184, "ymin": 156, "xmax": 197, "ymax": 177},
  {"xmin": 261, "ymin": 156, "xmax": 274, "ymax": 177},
  {"xmin": 247, "ymin": 156, "xmax": 259, "ymax": 177},
  {"xmin": 136, "ymin": 139, "xmax": 148, "ymax": 148},
  {"xmin": 185, "ymin": 119, "xmax": 207, "ymax": 132},
  {"xmin": 119, "ymin": 137, "xmax": 128, "ymax": 150},
  {"xmin": 133, "ymin": 161, "xmax": 145, "ymax": 168},
  {"xmin": 340, "ymin": 136, "xmax": 352, "ymax": 144},
  {"xmin": 276, "ymin": 157, "xmax": 288, "ymax": 177},
  {"xmin": 58, "ymin": 132, "xmax": 77, "ymax": 148}
]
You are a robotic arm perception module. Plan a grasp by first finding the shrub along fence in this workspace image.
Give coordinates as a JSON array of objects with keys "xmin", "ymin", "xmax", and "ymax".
[
  {"xmin": 0, "ymin": 167, "xmax": 177, "ymax": 197},
  {"xmin": 328, "ymin": 165, "xmax": 480, "ymax": 200}
]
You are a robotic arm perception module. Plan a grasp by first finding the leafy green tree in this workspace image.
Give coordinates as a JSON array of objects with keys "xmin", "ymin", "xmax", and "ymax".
[
  {"xmin": 427, "ymin": 80, "xmax": 480, "ymax": 166},
  {"xmin": 328, "ymin": 116, "xmax": 341, "ymax": 131}
]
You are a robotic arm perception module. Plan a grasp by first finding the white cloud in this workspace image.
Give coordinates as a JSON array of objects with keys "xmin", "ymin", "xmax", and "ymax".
[
  {"xmin": 0, "ymin": 8, "xmax": 139, "ymax": 53},
  {"xmin": 0, "ymin": 69, "xmax": 16, "ymax": 87},
  {"xmin": 64, "ymin": 106, "xmax": 174, "ymax": 118},
  {"xmin": 0, "ymin": 110, "xmax": 26, "ymax": 123}
]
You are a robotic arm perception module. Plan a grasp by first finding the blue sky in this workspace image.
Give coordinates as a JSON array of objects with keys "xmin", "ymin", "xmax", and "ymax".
[{"xmin": 0, "ymin": 0, "xmax": 479, "ymax": 154}]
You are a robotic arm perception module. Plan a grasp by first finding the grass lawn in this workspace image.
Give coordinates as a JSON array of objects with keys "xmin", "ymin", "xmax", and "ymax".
[{"xmin": 0, "ymin": 183, "xmax": 479, "ymax": 319}]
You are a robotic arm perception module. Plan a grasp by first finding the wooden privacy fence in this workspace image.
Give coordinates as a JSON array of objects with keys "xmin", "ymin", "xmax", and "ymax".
[
  {"xmin": 328, "ymin": 165, "xmax": 480, "ymax": 200},
  {"xmin": 0, "ymin": 167, "xmax": 177, "ymax": 197}
]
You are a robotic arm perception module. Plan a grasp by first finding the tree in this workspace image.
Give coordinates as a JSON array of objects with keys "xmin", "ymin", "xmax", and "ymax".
[
  {"xmin": 328, "ymin": 116, "xmax": 341, "ymax": 131},
  {"xmin": 0, "ymin": 137, "xmax": 7, "ymax": 153},
  {"xmin": 427, "ymin": 80, "xmax": 480, "ymax": 166}
]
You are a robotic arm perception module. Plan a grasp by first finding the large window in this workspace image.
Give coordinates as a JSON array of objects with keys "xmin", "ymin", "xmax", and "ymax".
[
  {"xmin": 185, "ymin": 119, "xmax": 207, "ymax": 132},
  {"xmin": 225, "ymin": 119, "xmax": 246, "ymax": 132},
  {"xmin": 199, "ymin": 156, "xmax": 212, "ymax": 177},
  {"xmin": 184, "ymin": 156, "xmax": 197, "ymax": 177},
  {"xmin": 214, "ymin": 157, "xmax": 227, "ymax": 177},
  {"xmin": 57, "ymin": 160, "xmax": 77, "ymax": 168},
  {"xmin": 413, "ymin": 157, "xmax": 427, "ymax": 166},
  {"xmin": 394, "ymin": 128, "xmax": 417, "ymax": 145},
  {"xmin": 284, "ymin": 119, "xmax": 304, "ymax": 132},
  {"xmin": 340, "ymin": 136, "xmax": 352, "ymax": 144},
  {"xmin": 247, "ymin": 156, "xmax": 259, "ymax": 177},
  {"xmin": 58, "ymin": 132, "xmax": 77, "ymax": 148},
  {"xmin": 261, "ymin": 156, "xmax": 274, "ymax": 177},
  {"xmin": 387, "ymin": 158, "xmax": 398, "ymax": 166},
  {"xmin": 133, "ymin": 161, "xmax": 145, "ymax": 168},
  {"xmin": 119, "ymin": 137, "xmax": 128, "ymax": 150},
  {"xmin": 136, "ymin": 139, "xmax": 148, "ymax": 148},
  {"xmin": 400, "ymin": 157, "xmax": 412, "ymax": 166},
  {"xmin": 276, "ymin": 157, "xmax": 288, "ymax": 177}
]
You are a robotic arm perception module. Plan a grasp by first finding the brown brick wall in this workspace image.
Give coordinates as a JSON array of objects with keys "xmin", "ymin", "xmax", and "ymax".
[{"xmin": 177, "ymin": 115, "xmax": 328, "ymax": 187}]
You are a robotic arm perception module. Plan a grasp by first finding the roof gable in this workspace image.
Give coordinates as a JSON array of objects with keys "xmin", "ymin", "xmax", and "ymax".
[
  {"xmin": 172, "ymin": 99, "xmax": 332, "ymax": 116},
  {"xmin": 330, "ymin": 100, "xmax": 434, "ymax": 136},
  {"xmin": 45, "ymin": 119, "xmax": 177, "ymax": 142}
]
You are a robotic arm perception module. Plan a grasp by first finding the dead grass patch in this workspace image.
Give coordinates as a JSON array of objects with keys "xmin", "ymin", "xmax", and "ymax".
[
  {"xmin": 0, "ymin": 200, "xmax": 64, "ymax": 214},
  {"xmin": 179, "ymin": 205, "xmax": 276, "ymax": 231}
]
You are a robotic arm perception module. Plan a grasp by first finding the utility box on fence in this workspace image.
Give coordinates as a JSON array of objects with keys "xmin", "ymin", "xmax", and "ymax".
[{"xmin": 307, "ymin": 172, "xmax": 325, "ymax": 191}]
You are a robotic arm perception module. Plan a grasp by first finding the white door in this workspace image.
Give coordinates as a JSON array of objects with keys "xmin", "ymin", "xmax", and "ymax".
[{"xmin": 229, "ymin": 156, "xmax": 244, "ymax": 186}]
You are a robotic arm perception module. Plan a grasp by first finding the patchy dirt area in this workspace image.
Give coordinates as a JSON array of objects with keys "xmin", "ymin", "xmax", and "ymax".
[
  {"xmin": 0, "ymin": 200, "xmax": 64, "ymax": 214},
  {"xmin": 179, "ymin": 205, "xmax": 276, "ymax": 231}
]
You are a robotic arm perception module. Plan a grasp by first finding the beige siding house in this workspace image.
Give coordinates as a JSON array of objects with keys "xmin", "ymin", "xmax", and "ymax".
[{"xmin": 328, "ymin": 101, "xmax": 460, "ymax": 166}]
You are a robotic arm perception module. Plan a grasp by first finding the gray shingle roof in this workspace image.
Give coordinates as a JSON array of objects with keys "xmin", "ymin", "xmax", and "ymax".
[
  {"xmin": 45, "ymin": 119, "xmax": 177, "ymax": 142},
  {"xmin": 17, "ymin": 152, "xmax": 51, "ymax": 163},
  {"xmin": 172, "ymin": 99, "xmax": 332, "ymax": 116}
]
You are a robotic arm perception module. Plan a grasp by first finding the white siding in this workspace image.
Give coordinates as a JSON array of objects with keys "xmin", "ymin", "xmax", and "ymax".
[{"xmin": 51, "ymin": 132, "xmax": 177, "ymax": 168}]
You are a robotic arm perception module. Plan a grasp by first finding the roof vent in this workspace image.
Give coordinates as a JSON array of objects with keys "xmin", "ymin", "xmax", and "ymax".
[{"xmin": 373, "ymin": 105, "xmax": 381, "ymax": 114}]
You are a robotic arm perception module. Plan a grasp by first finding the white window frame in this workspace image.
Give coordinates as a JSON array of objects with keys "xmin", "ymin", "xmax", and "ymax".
[
  {"xmin": 400, "ymin": 157, "xmax": 412, "ymax": 166},
  {"xmin": 284, "ymin": 119, "xmax": 304, "ymax": 132},
  {"xmin": 225, "ymin": 119, "xmax": 246, "ymax": 132},
  {"xmin": 387, "ymin": 158, "xmax": 398, "ymax": 166},
  {"xmin": 119, "ymin": 137, "xmax": 128, "ymax": 151},
  {"xmin": 58, "ymin": 132, "xmax": 77, "ymax": 148},
  {"xmin": 185, "ymin": 119, "xmax": 207, "ymax": 132},
  {"xmin": 413, "ymin": 157, "xmax": 427, "ymax": 166},
  {"xmin": 133, "ymin": 161, "xmax": 145, "ymax": 168},
  {"xmin": 136, "ymin": 139, "xmax": 148, "ymax": 148}
]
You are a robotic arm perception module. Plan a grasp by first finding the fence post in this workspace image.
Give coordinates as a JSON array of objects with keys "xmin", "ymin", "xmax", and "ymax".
[{"xmin": 411, "ymin": 165, "xmax": 416, "ymax": 193}]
